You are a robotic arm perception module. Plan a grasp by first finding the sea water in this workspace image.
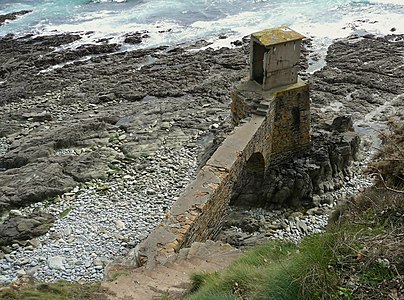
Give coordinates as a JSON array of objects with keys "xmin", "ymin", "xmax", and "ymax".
[{"xmin": 0, "ymin": 0, "xmax": 403, "ymax": 57}]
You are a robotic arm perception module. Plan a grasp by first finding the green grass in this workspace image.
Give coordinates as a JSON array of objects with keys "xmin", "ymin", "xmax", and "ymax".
[
  {"xmin": 106, "ymin": 270, "xmax": 130, "ymax": 282},
  {"xmin": 158, "ymin": 293, "xmax": 174, "ymax": 300},
  {"xmin": 188, "ymin": 235, "xmax": 341, "ymax": 300},
  {"xmin": 0, "ymin": 281, "xmax": 104, "ymax": 300},
  {"xmin": 188, "ymin": 187, "xmax": 403, "ymax": 300},
  {"xmin": 367, "ymin": 120, "xmax": 404, "ymax": 187},
  {"xmin": 59, "ymin": 208, "xmax": 72, "ymax": 219}
]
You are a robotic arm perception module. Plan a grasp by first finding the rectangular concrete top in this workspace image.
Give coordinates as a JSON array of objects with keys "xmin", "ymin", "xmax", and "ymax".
[
  {"xmin": 251, "ymin": 26, "xmax": 305, "ymax": 47},
  {"xmin": 170, "ymin": 115, "xmax": 265, "ymax": 216}
]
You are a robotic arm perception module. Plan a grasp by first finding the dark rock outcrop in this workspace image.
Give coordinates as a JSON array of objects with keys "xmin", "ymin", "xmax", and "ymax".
[
  {"xmin": 124, "ymin": 31, "xmax": 150, "ymax": 44},
  {"xmin": 0, "ymin": 162, "xmax": 76, "ymax": 212},
  {"xmin": 0, "ymin": 33, "xmax": 246, "ymax": 213},
  {"xmin": 310, "ymin": 34, "xmax": 404, "ymax": 123},
  {"xmin": 231, "ymin": 116, "xmax": 360, "ymax": 208},
  {"xmin": 0, "ymin": 213, "xmax": 55, "ymax": 246},
  {"xmin": 0, "ymin": 10, "xmax": 31, "ymax": 26}
]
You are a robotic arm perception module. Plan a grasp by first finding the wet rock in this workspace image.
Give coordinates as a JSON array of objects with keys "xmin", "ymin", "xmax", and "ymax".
[
  {"xmin": 331, "ymin": 115, "xmax": 354, "ymax": 133},
  {"xmin": 231, "ymin": 40, "xmax": 243, "ymax": 46},
  {"xmin": 0, "ymin": 120, "xmax": 110, "ymax": 170},
  {"xmin": 124, "ymin": 31, "xmax": 150, "ymax": 44},
  {"xmin": 9, "ymin": 209, "xmax": 22, "ymax": 216},
  {"xmin": 63, "ymin": 148, "xmax": 119, "ymax": 182},
  {"xmin": 310, "ymin": 34, "xmax": 404, "ymax": 123},
  {"xmin": 120, "ymin": 142, "xmax": 160, "ymax": 159},
  {"xmin": 241, "ymin": 219, "xmax": 260, "ymax": 233},
  {"xmin": 98, "ymin": 93, "xmax": 116, "ymax": 103},
  {"xmin": 21, "ymin": 111, "xmax": 53, "ymax": 122},
  {"xmin": 0, "ymin": 10, "xmax": 32, "ymax": 26},
  {"xmin": 221, "ymin": 230, "xmax": 249, "ymax": 246}
]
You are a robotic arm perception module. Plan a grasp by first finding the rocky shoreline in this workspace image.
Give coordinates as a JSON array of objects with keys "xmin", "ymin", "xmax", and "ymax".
[
  {"xmin": 219, "ymin": 148, "xmax": 374, "ymax": 249},
  {"xmin": 0, "ymin": 29, "xmax": 403, "ymax": 283},
  {"xmin": 0, "ymin": 31, "xmax": 246, "ymax": 283},
  {"xmin": 0, "ymin": 145, "xmax": 198, "ymax": 282}
]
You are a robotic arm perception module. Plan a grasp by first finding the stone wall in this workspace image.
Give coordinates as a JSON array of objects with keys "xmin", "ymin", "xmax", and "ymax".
[
  {"xmin": 136, "ymin": 114, "xmax": 264, "ymax": 266},
  {"xmin": 271, "ymin": 84, "xmax": 311, "ymax": 158},
  {"xmin": 135, "ymin": 80, "xmax": 312, "ymax": 267},
  {"xmin": 235, "ymin": 128, "xmax": 360, "ymax": 209}
]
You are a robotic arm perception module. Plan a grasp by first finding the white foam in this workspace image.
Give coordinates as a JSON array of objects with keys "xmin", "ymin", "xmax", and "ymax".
[
  {"xmin": 1, "ymin": 0, "xmax": 403, "ymax": 69},
  {"xmin": 368, "ymin": 0, "xmax": 404, "ymax": 5},
  {"xmin": 90, "ymin": 0, "xmax": 127, "ymax": 3}
]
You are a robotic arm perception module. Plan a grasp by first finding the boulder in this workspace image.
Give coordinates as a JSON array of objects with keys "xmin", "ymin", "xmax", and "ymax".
[
  {"xmin": 0, "ymin": 213, "xmax": 55, "ymax": 246},
  {"xmin": 331, "ymin": 115, "xmax": 354, "ymax": 133},
  {"xmin": 0, "ymin": 162, "xmax": 76, "ymax": 213}
]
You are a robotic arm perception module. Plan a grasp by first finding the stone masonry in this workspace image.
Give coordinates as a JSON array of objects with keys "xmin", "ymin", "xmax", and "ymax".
[{"xmin": 132, "ymin": 27, "xmax": 311, "ymax": 267}]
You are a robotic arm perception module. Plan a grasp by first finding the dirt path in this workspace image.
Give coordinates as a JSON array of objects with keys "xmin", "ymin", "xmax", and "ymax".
[{"xmin": 101, "ymin": 241, "xmax": 240, "ymax": 299}]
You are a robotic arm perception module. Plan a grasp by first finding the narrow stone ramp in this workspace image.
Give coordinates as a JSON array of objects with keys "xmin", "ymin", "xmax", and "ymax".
[{"xmin": 102, "ymin": 240, "xmax": 240, "ymax": 300}]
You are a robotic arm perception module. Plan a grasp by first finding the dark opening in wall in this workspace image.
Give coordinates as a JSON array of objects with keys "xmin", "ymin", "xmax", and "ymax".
[
  {"xmin": 245, "ymin": 152, "xmax": 265, "ymax": 175},
  {"xmin": 292, "ymin": 106, "xmax": 301, "ymax": 132},
  {"xmin": 251, "ymin": 42, "xmax": 266, "ymax": 84},
  {"xmin": 230, "ymin": 152, "xmax": 265, "ymax": 207}
]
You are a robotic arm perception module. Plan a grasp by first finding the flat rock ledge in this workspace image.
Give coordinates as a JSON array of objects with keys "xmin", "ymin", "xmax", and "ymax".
[{"xmin": 0, "ymin": 213, "xmax": 54, "ymax": 247}]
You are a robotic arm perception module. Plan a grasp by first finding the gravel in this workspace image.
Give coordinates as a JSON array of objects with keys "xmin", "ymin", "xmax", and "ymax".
[
  {"xmin": 0, "ymin": 144, "xmax": 199, "ymax": 283},
  {"xmin": 0, "ymin": 139, "xmax": 376, "ymax": 284},
  {"xmin": 0, "ymin": 137, "xmax": 9, "ymax": 157}
]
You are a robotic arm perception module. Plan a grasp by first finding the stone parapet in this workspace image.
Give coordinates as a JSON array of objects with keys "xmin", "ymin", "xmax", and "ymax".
[
  {"xmin": 135, "ymin": 79, "xmax": 311, "ymax": 267},
  {"xmin": 133, "ymin": 27, "xmax": 312, "ymax": 268},
  {"xmin": 136, "ymin": 115, "xmax": 265, "ymax": 266}
]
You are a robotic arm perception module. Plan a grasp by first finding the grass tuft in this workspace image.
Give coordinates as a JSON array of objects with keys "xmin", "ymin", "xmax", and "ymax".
[
  {"xmin": 187, "ymin": 185, "xmax": 403, "ymax": 300},
  {"xmin": 59, "ymin": 208, "xmax": 72, "ymax": 219},
  {"xmin": 0, "ymin": 281, "xmax": 104, "ymax": 300},
  {"xmin": 367, "ymin": 120, "xmax": 404, "ymax": 188}
]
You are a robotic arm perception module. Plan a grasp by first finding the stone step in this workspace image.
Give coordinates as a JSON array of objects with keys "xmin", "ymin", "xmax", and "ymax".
[
  {"xmin": 254, "ymin": 108, "xmax": 268, "ymax": 116},
  {"xmin": 177, "ymin": 247, "xmax": 190, "ymax": 260},
  {"xmin": 102, "ymin": 241, "xmax": 241, "ymax": 300},
  {"xmin": 258, "ymin": 101, "xmax": 271, "ymax": 109}
]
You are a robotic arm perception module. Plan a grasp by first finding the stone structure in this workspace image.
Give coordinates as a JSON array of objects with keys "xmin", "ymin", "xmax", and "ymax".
[
  {"xmin": 250, "ymin": 26, "xmax": 304, "ymax": 90},
  {"xmin": 134, "ymin": 27, "xmax": 311, "ymax": 267}
]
